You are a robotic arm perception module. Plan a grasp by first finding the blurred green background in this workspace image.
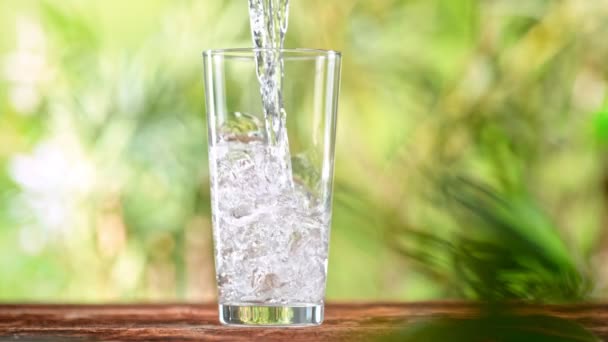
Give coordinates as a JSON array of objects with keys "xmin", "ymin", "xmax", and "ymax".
[{"xmin": 1, "ymin": 0, "xmax": 607, "ymax": 303}]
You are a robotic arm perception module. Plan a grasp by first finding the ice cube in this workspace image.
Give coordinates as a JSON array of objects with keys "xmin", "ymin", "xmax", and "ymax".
[
  {"xmin": 210, "ymin": 140, "xmax": 329, "ymax": 304},
  {"xmin": 219, "ymin": 112, "xmax": 265, "ymax": 143}
]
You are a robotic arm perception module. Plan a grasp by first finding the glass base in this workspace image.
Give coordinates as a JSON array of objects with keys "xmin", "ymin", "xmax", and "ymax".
[{"xmin": 219, "ymin": 304, "xmax": 323, "ymax": 326}]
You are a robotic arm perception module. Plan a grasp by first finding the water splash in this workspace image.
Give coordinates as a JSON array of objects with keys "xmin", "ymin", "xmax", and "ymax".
[{"xmin": 248, "ymin": 0, "xmax": 292, "ymax": 186}]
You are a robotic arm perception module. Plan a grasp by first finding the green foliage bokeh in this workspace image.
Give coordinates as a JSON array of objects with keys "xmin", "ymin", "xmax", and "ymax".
[{"xmin": 0, "ymin": 0, "xmax": 607, "ymax": 302}]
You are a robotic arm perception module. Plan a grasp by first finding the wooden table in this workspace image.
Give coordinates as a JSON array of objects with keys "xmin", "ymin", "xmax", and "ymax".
[{"xmin": 0, "ymin": 302, "xmax": 607, "ymax": 341}]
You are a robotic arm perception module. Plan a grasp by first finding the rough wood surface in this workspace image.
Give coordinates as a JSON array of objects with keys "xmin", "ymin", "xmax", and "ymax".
[{"xmin": 0, "ymin": 302, "xmax": 606, "ymax": 341}]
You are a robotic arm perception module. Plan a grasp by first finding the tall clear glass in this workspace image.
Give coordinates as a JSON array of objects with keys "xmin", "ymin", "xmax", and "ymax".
[{"xmin": 203, "ymin": 49, "xmax": 341, "ymax": 326}]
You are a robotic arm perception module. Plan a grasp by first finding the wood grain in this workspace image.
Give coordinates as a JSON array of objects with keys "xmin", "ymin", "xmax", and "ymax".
[{"xmin": 0, "ymin": 302, "xmax": 606, "ymax": 341}]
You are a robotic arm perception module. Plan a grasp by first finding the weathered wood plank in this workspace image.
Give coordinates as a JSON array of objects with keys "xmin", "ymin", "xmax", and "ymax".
[{"xmin": 0, "ymin": 303, "xmax": 606, "ymax": 341}]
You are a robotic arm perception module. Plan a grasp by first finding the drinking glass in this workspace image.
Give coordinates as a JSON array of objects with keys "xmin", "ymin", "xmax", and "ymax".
[{"xmin": 203, "ymin": 48, "xmax": 341, "ymax": 326}]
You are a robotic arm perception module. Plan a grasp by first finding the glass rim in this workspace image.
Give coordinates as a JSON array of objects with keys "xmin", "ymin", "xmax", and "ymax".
[{"xmin": 203, "ymin": 48, "xmax": 341, "ymax": 59}]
